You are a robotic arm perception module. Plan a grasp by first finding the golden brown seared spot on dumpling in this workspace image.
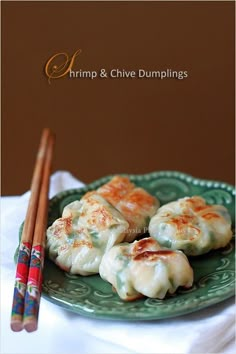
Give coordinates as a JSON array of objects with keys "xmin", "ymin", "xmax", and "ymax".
[
  {"xmin": 99, "ymin": 238, "xmax": 193, "ymax": 301},
  {"xmin": 87, "ymin": 176, "xmax": 159, "ymax": 242},
  {"xmin": 96, "ymin": 176, "xmax": 134, "ymax": 204},
  {"xmin": 149, "ymin": 196, "xmax": 233, "ymax": 256},
  {"xmin": 46, "ymin": 193, "xmax": 129, "ymax": 275}
]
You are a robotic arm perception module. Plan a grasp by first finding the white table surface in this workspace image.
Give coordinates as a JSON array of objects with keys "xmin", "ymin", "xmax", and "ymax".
[{"xmin": 1, "ymin": 171, "xmax": 235, "ymax": 354}]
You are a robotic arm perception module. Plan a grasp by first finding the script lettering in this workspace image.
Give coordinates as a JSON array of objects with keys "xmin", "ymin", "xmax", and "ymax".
[{"xmin": 45, "ymin": 49, "xmax": 82, "ymax": 83}]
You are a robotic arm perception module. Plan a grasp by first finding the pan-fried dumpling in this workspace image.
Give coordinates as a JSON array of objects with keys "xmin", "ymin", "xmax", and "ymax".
[
  {"xmin": 99, "ymin": 238, "xmax": 193, "ymax": 301},
  {"xmin": 149, "ymin": 196, "xmax": 233, "ymax": 256},
  {"xmin": 46, "ymin": 193, "xmax": 129, "ymax": 275},
  {"xmin": 89, "ymin": 176, "xmax": 159, "ymax": 242}
]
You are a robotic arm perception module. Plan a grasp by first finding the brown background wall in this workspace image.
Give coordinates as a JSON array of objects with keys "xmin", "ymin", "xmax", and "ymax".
[{"xmin": 1, "ymin": 1, "xmax": 235, "ymax": 195}]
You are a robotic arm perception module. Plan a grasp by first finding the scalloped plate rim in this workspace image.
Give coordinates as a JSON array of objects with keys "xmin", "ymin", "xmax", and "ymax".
[{"xmin": 40, "ymin": 280, "xmax": 235, "ymax": 321}]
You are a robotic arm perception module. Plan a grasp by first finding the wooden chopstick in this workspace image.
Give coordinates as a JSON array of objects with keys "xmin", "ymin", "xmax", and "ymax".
[
  {"xmin": 10, "ymin": 129, "xmax": 54, "ymax": 332},
  {"xmin": 23, "ymin": 134, "xmax": 54, "ymax": 332}
]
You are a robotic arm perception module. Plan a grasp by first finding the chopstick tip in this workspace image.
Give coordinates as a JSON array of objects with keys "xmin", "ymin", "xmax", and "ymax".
[
  {"xmin": 24, "ymin": 319, "xmax": 38, "ymax": 333},
  {"xmin": 43, "ymin": 127, "xmax": 53, "ymax": 135},
  {"xmin": 10, "ymin": 320, "xmax": 23, "ymax": 332},
  {"xmin": 44, "ymin": 128, "xmax": 56, "ymax": 142}
]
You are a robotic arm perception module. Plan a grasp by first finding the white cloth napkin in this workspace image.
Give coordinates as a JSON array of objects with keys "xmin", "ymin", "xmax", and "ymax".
[{"xmin": 1, "ymin": 171, "xmax": 235, "ymax": 354}]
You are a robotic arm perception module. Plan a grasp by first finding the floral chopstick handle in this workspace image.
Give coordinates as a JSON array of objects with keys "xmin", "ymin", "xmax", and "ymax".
[
  {"xmin": 23, "ymin": 245, "xmax": 44, "ymax": 331},
  {"xmin": 11, "ymin": 242, "xmax": 31, "ymax": 330}
]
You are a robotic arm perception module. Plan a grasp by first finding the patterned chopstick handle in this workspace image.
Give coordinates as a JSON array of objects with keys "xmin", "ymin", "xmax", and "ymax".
[
  {"xmin": 23, "ymin": 244, "xmax": 45, "ymax": 332},
  {"xmin": 11, "ymin": 242, "xmax": 31, "ymax": 331}
]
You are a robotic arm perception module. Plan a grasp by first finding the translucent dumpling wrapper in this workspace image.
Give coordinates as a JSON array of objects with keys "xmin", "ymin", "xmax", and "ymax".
[
  {"xmin": 149, "ymin": 196, "xmax": 233, "ymax": 256},
  {"xmin": 86, "ymin": 176, "xmax": 159, "ymax": 242},
  {"xmin": 99, "ymin": 238, "xmax": 193, "ymax": 301},
  {"xmin": 46, "ymin": 193, "xmax": 129, "ymax": 275}
]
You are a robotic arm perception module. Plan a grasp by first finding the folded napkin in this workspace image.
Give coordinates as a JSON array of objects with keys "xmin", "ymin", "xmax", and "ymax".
[{"xmin": 1, "ymin": 171, "xmax": 235, "ymax": 354}]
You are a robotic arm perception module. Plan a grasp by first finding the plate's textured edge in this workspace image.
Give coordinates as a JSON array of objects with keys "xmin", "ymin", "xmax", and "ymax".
[
  {"xmin": 41, "ymin": 287, "xmax": 235, "ymax": 321},
  {"xmin": 17, "ymin": 171, "xmax": 235, "ymax": 321}
]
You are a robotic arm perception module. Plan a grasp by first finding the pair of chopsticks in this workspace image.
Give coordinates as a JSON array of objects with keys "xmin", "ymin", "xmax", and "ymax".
[{"xmin": 11, "ymin": 128, "xmax": 55, "ymax": 333}]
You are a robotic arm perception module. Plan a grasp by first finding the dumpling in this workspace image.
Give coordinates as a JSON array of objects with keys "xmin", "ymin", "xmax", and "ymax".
[
  {"xmin": 99, "ymin": 238, "xmax": 193, "ymax": 301},
  {"xmin": 46, "ymin": 193, "xmax": 129, "ymax": 275},
  {"xmin": 149, "ymin": 196, "xmax": 233, "ymax": 256},
  {"xmin": 88, "ymin": 176, "xmax": 159, "ymax": 242}
]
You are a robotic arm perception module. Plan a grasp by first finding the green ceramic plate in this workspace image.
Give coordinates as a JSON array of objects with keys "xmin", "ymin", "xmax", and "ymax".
[{"xmin": 19, "ymin": 171, "xmax": 235, "ymax": 320}]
